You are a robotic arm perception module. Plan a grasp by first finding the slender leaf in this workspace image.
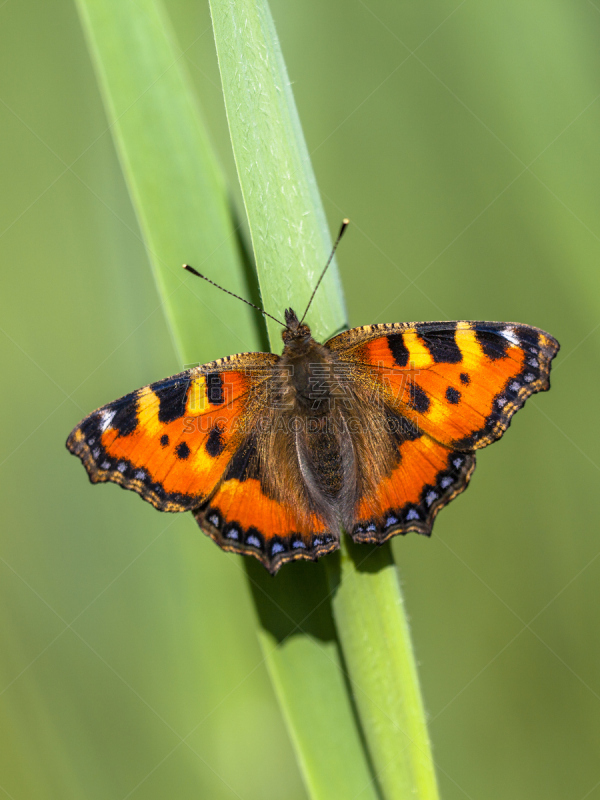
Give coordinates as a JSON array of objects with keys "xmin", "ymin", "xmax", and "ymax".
[
  {"xmin": 75, "ymin": 0, "xmax": 261, "ymax": 365},
  {"xmin": 208, "ymin": 0, "xmax": 347, "ymax": 346},
  {"xmin": 327, "ymin": 540, "xmax": 440, "ymax": 799}
]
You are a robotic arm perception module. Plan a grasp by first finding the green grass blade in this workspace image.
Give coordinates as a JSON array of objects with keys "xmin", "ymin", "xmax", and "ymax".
[
  {"xmin": 209, "ymin": 2, "xmax": 385, "ymax": 798},
  {"xmin": 245, "ymin": 558, "xmax": 381, "ymax": 800},
  {"xmin": 210, "ymin": 2, "xmax": 439, "ymax": 798},
  {"xmin": 75, "ymin": 0, "xmax": 262, "ymax": 365},
  {"xmin": 327, "ymin": 541, "xmax": 440, "ymax": 799},
  {"xmin": 208, "ymin": 0, "xmax": 347, "ymax": 345}
]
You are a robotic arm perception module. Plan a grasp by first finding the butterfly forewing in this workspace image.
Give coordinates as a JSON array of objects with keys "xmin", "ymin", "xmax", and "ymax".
[
  {"xmin": 327, "ymin": 320, "xmax": 559, "ymax": 451},
  {"xmin": 66, "ymin": 353, "xmax": 277, "ymax": 511}
]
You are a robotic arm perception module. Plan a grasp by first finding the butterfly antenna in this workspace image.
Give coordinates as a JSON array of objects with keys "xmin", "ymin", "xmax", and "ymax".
[
  {"xmin": 183, "ymin": 265, "xmax": 286, "ymax": 327},
  {"xmin": 300, "ymin": 218, "xmax": 349, "ymax": 324}
]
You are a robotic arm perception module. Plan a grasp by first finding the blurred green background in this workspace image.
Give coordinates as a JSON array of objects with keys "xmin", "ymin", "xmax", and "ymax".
[{"xmin": 1, "ymin": 1, "xmax": 598, "ymax": 798}]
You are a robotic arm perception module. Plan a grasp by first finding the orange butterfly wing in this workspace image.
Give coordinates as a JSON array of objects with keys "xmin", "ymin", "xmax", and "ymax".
[
  {"xmin": 328, "ymin": 320, "xmax": 559, "ymax": 449},
  {"xmin": 352, "ymin": 419, "xmax": 476, "ymax": 542},
  {"xmin": 194, "ymin": 435, "xmax": 336, "ymax": 574},
  {"xmin": 66, "ymin": 353, "xmax": 277, "ymax": 511},
  {"xmin": 326, "ymin": 320, "xmax": 559, "ymax": 541}
]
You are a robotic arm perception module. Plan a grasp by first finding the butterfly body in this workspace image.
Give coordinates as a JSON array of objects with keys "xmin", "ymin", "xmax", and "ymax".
[{"xmin": 67, "ymin": 315, "xmax": 559, "ymax": 573}]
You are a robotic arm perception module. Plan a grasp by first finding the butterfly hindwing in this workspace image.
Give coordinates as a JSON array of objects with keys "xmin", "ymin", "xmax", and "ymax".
[
  {"xmin": 351, "ymin": 410, "xmax": 476, "ymax": 542},
  {"xmin": 66, "ymin": 353, "xmax": 277, "ymax": 512},
  {"xmin": 195, "ymin": 433, "xmax": 336, "ymax": 574},
  {"xmin": 327, "ymin": 320, "xmax": 559, "ymax": 451}
]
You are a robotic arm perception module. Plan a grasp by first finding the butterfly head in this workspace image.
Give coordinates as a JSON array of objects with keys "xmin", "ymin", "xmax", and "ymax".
[{"xmin": 282, "ymin": 308, "xmax": 312, "ymax": 345}]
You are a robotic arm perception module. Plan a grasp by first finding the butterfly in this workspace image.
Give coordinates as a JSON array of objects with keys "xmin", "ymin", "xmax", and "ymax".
[{"xmin": 67, "ymin": 222, "xmax": 559, "ymax": 573}]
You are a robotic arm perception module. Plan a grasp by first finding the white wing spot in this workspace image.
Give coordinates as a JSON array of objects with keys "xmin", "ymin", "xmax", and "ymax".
[
  {"xmin": 87, "ymin": 438, "xmax": 95, "ymax": 446},
  {"xmin": 426, "ymin": 491, "xmax": 438, "ymax": 506},
  {"xmin": 501, "ymin": 327, "xmax": 520, "ymax": 346},
  {"xmin": 385, "ymin": 515, "xmax": 399, "ymax": 527},
  {"xmin": 528, "ymin": 357, "xmax": 539, "ymax": 368},
  {"xmin": 225, "ymin": 527, "xmax": 239, "ymax": 540},
  {"xmin": 313, "ymin": 537, "xmax": 323, "ymax": 546},
  {"xmin": 99, "ymin": 409, "xmax": 116, "ymax": 432},
  {"xmin": 292, "ymin": 540, "xmax": 306, "ymax": 549},
  {"xmin": 497, "ymin": 397, "xmax": 507, "ymax": 408},
  {"xmin": 246, "ymin": 534, "xmax": 261, "ymax": 548},
  {"xmin": 510, "ymin": 381, "xmax": 520, "ymax": 392},
  {"xmin": 406, "ymin": 509, "xmax": 420, "ymax": 521},
  {"xmin": 366, "ymin": 523, "xmax": 377, "ymax": 532},
  {"xmin": 135, "ymin": 470, "xmax": 146, "ymax": 480},
  {"xmin": 101, "ymin": 461, "xmax": 111, "ymax": 470},
  {"xmin": 92, "ymin": 448, "xmax": 101, "ymax": 459},
  {"xmin": 271, "ymin": 542, "xmax": 285, "ymax": 555},
  {"xmin": 453, "ymin": 457, "xmax": 463, "ymax": 469},
  {"xmin": 441, "ymin": 476, "xmax": 453, "ymax": 489},
  {"xmin": 208, "ymin": 513, "xmax": 220, "ymax": 528},
  {"xmin": 117, "ymin": 462, "xmax": 127, "ymax": 473},
  {"xmin": 524, "ymin": 373, "xmax": 535, "ymax": 383}
]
